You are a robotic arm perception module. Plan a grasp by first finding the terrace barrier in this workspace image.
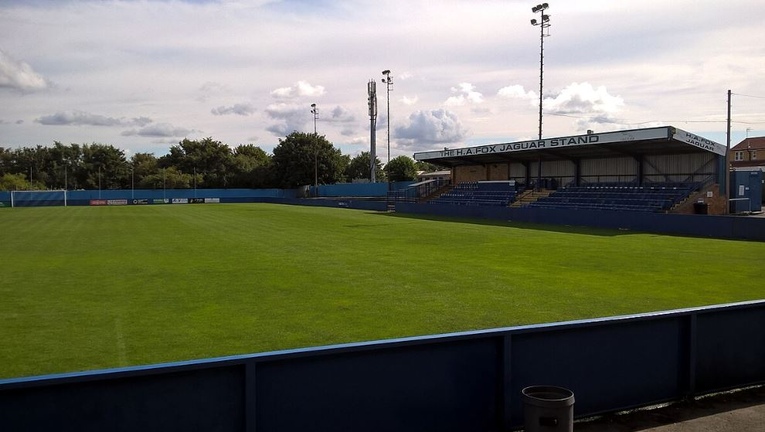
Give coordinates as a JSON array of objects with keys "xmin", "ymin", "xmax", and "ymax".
[{"xmin": 1, "ymin": 300, "xmax": 763, "ymax": 431}]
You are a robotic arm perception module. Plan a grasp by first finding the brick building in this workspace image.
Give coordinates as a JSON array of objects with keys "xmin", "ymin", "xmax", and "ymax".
[{"xmin": 730, "ymin": 136, "xmax": 765, "ymax": 168}]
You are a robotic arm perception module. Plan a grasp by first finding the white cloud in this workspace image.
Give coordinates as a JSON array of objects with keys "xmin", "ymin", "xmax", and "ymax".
[
  {"xmin": 544, "ymin": 82, "xmax": 624, "ymax": 116},
  {"xmin": 397, "ymin": 72, "xmax": 414, "ymax": 81},
  {"xmin": 395, "ymin": 109, "xmax": 468, "ymax": 149},
  {"xmin": 270, "ymin": 80, "xmax": 326, "ymax": 99},
  {"xmin": 196, "ymin": 81, "xmax": 229, "ymax": 102},
  {"xmin": 496, "ymin": 82, "xmax": 625, "ymax": 132},
  {"xmin": 211, "ymin": 103, "xmax": 255, "ymax": 116},
  {"xmin": 497, "ymin": 85, "xmax": 536, "ymax": 101},
  {"xmin": 445, "ymin": 82, "xmax": 484, "ymax": 106},
  {"xmin": 400, "ymin": 95, "xmax": 419, "ymax": 106},
  {"xmin": 0, "ymin": 49, "xmax": 48, "ymax": 92},
  {"xmin": 270, "ymin": 87, "xmax": 296, "ymax": 99},
  {"xmin": 572, "ymin": 114, "xmax": 625, "ymax": 133},
  {"xmin": 328, "ymin": 105, "xmax": 355, "ymax": 123},
  {"xmin": 36, "ymin": 111, "xmax": 152, "ymax": 127},
  {"xmin": 121, "ymin": 123, "xmax": 192, "ymax": 138},
  {"xmin": 543, "ymin": 83, "xmax": 625, "ymax": 133},
  {"xmin": 264, "ymin": 103, "xmax": 311, "ymax": 136}
]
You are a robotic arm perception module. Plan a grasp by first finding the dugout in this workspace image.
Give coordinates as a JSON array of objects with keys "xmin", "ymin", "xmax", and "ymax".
[{"xmin": 414, "ymin": 126, "xmax": 726, "ymax": 192}]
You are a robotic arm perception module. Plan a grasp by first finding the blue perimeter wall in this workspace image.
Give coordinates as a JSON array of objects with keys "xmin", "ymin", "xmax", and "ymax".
[
  {"xmin": 0, "ymin": 182, "xmax": 411, "ymax": 207},
  {"xmin": 1, "ymin": 300, "xmax": 763, "ymax": 432},
  {"xmin": 0, "ymin": 188, "xmax": 294, "ymax": 206},
  {"xmin": 395, "ymin": 202, "xmax": 765, "ymax": 242},
  {"xmin": 316, "ymin": 181, "xmax": 410, "ymax": 197}
]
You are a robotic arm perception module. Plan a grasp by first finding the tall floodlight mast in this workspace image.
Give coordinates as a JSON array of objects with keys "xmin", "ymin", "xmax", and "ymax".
[
  {"xmin": 381, "ymin": 70, "xmax": 393, "ymax": 187},
  {"xmin": 531, "ymin": 3, "xmax": 550, "ymax": 141},
  {"xmin": 368, "ymin": 79, "xmax": 378, "ymax": 183},
  {"xmin": 531, "ymin": 3, "xmax": 551, "ymax": 189},
  {"xmin": 310, "ymin": 103, "xmax": 319, "ymax": 193}
]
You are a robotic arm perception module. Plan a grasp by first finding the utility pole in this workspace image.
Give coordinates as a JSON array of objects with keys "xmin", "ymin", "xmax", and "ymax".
[{"xmin": 725, "ymin": 89, "xmax": 732, "ymax": 212}]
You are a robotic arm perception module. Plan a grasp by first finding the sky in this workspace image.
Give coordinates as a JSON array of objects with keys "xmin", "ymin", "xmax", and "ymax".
[{"xmin": 1, "ymin": 0, "xmax": 764, "ymax": 162}]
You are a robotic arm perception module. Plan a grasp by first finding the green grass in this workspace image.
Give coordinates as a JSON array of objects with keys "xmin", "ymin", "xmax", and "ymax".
[{"xmin": 1, "ymin": 204, "xmax": 763, "ymax": 379}]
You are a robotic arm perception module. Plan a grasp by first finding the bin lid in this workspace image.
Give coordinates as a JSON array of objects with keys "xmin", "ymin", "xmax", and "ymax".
[{"xmin": 521, "ymin": 385, "xmax": 575, "ymax": 407}]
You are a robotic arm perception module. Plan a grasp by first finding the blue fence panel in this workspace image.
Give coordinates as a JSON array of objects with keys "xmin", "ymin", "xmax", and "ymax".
[
  {"xmin": 0, "ymin": 189, "xmax": 299, "ymax": 207},
  {"xmin": 1, "ymin": 301, "xmax": 763, "ymax": 432},
  {"xmin": 0, "ymin": 365, "xmax": 246, "ymax": 432},
  {"xmin": 4, "ymin": 191, "xmax": 66, "ymax": 207},
  {"xmin": 256, "ymin": 338, "xmax": 500, "ymax": 432},
  {"xmin": 316, "ymin": 182, "xmax": 414, "ymax": 197},
  {"xmin": 65, "ymin": 188, "xmax": 293, "ymax": 201},
  {"xmin": 1, "ymin": 187, "xmax": 414, "ymax": 206},
  {"xmin": 695, "ymin": 306, "xmax": 765, "ymax": 392},
  {"xmin": 507, "ymin": 316, "xmax": 689, "ymax": 420}
]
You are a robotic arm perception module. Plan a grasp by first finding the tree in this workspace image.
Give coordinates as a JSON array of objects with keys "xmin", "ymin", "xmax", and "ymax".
[
  {"xmin": 414, "ymin": 160, "xmax": 443, "ymax": 173},
  {"xmin": 385, "ymin": 155, "xmax": 418, "ymax": 182},
  {"xmin": 230, "ymin": 144, "xmax": 272, "ymax": 188},
  {"xmin": 344, "ymin": 151, "xmax": 384, "ymax": 182},
  {"xmin": 128, "ymin": 152, "xmax": 159, "ymax": 189},
  {"xmin": 13, "ymin": 146, "xmax": 51, "ymax": 188},
  {"xmin": 0, "ymin": 147, "xmax": 10, "ymax": 177},
  {"xmin": 159, "ymin": 137, "xmax": 234, "ymax": 188},
  {"xmin": 79, "ymin": 143, "xmax": 129, "ymax": 190},
  {"xmin": 139, "ymin": 167, "xmax": 194, "ymax": 189},
  {"xmin": 0, "ymin": 173, "xmax": 33, "ymax": 191},
  {"xmin": 271, "ymin": 131, "xmax": 347, "ymax": 188},
  {"xmin": 48, "ymin": 142, "xmax": 84, "ymax": 189}
]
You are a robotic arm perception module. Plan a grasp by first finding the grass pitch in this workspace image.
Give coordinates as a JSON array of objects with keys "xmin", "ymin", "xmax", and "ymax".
[{"xmin": 1, "ymin": 204, "xmax": 763, "ymax": 379}]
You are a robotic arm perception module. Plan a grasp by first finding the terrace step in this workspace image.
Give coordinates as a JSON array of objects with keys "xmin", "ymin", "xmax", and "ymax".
[{"xmin": 510, "ymin": 189, "xmax": 552, "ymax": 207}]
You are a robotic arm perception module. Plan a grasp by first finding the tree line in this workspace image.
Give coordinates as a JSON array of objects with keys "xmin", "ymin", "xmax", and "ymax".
[{"xmin": 0, "ymin": 132, "xmax": 441, "ymax": 191}]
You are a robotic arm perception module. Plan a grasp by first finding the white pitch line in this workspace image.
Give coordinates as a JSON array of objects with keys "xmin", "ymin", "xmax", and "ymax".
[{"xmin": 114, "ymin": 316, "xmax": 128, "ymax": 366}]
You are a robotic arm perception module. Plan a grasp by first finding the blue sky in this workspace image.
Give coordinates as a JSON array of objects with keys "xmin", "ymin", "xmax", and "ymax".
[{"xmin": 1, "ymin": 0, "xmax": 764, "ymax": 160}]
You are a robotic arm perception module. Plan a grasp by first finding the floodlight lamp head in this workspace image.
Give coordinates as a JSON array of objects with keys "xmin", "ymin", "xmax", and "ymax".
[
  {"xmin": 382, "ymin": 69, "xmax": 390, "ymax": 75},
  {"xmin": 542, "ymin": 14, "xmax": 550, "ymax": 21},
  {"xmin": 542, "ymin": 3, "xmax": 549, "ymax": 9},
  {"xmin": 531, "ymin": 18, "xmax": 537, "ymax": 25},
  {"xmin": 311, "ymin": 103, "xmax": 316, "ymax": 108}
]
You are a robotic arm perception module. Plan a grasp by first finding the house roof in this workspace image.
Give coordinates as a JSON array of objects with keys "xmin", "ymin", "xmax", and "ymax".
[{"xmin": 731, "ymin": 137, "xmax": 765, "ymax": 151}]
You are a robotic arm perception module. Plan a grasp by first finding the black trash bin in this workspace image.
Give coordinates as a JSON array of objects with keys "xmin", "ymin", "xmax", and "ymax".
[
  {"xmin": 521, "ymin": 385, "xmax": 575, "ymax": 432},
  {"xmin": 693, "ymin": 201, "xmax": 708, "ymax": 214}
]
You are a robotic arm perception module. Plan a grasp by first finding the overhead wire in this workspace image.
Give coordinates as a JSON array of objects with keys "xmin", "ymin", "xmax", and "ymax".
[
  {"xmin": 540, "ymin": 91, "xmax": 765, "ymax": 127},
  {"xmin": 545, "ymin": 113, "xmax": 765, "ymax": 127},
  {"xmin": 731, "ymin": 92, "xmax": 765, "ymax": 100}
]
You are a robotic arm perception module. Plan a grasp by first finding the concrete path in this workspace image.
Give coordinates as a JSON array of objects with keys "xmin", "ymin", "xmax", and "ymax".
[
  {"xmin": 573, "ymin": 386, "xmax": 765, "ymax": 432},
  {"xmin": 641, "ymin": 404, "xmax": 765, "ymax": 431}
]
